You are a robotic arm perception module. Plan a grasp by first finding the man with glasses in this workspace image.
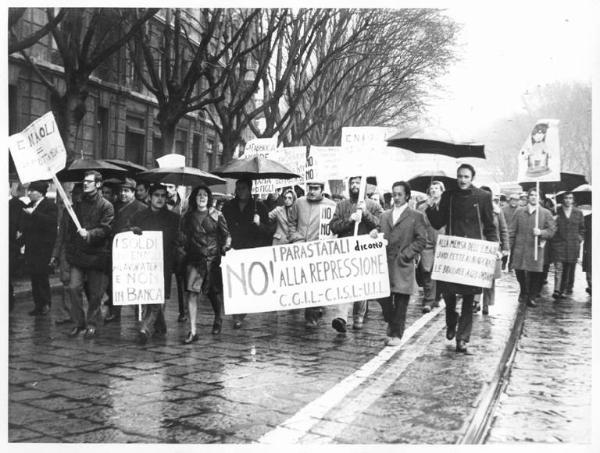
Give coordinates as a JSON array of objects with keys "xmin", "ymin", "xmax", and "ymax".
[
  {"xmin": 65, "ymin": 171, "xmax": 114, "ymax": 339},
  {"xmin": 551, "ymin": 192, "xmax": 585, "ymax": 299}
]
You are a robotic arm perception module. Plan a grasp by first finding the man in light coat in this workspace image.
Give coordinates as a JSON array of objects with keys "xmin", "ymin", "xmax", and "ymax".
[
  {"xmin": 288, "ymin": 180, "xmax": 337, "ymax": 328},
  {"xmin": 550, "ymin": 191, "xmax": 585, "ymax": 298},
  {"xmin": 379, "ymin": 181, "xmax": 427, "ymax": 346},
  {"xmin": 509, "ymin": 188, "xmax": 556, "ymax": 307}
]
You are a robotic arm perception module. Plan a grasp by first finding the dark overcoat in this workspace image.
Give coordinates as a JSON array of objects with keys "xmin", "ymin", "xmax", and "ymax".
[
  {"xmin": 20, "ymin": 197, "xmax": 57, "ymax": 274},
  {"xmin": 551, "ymin": 206, "xmax": 585, "ymax": 263},
  {"xmin": 380, "ymin": 206, "xmax": 427, "ymax": 295},
  {"xmin": 426, "ymin": 186, "xmax": 498, "ymax": 295}
]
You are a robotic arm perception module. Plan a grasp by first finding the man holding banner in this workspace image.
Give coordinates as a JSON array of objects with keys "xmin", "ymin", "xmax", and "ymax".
[
  {"xmin": 65, "ymin": 171, "xmax": 115, "ymax": 339},
  {"xmin": 426, "ymin": 164, "xmax": 498, "ymax": 354},
  {"xmin": 329, "ymin": 176, "xmax": 383, "ymax": 332},
  {"xmin": 288, "ymin": 180, "xmax": 337, "ymax": 328},
  {"xmin": 509, "ymin": 188, "xmax": 556, "ymax": 307}
]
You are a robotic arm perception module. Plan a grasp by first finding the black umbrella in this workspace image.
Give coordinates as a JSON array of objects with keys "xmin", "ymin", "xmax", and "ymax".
[
  {"xmin": 212, "ymin": 156, "xmax": 300, "ymax": 180},
  {"xmin": 408, "ymin": 170, "xmax": 457, "ymax": 194},
  {"xmin": 386, "ymin": 131, "xmax": 485, "ymax": 159},
  {"xmin": 136, "ymin": 166, "xmax": 226, "ymax": 187},
  {"xmin": 56, "ymin": 158, "xmax": 128, "ymax": 182},
  {"xmin": 105, "ymin": 159, "xmax": 147, "ymax": 175},
  {"xmin": 519, "ymin": 172, "xmax": 588, "ymax": 194}
]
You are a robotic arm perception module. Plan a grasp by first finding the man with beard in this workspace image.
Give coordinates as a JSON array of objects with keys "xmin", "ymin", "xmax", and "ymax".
[
  {"xmin": 329, "ymin": 176, "xmax": 382, "ymax": 332},
  {"xmin": 288, "ymin": 180, "xmax": 337, "ymax": 328}
]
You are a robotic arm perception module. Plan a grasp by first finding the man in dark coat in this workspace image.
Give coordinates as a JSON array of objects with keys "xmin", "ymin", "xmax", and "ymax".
[
  {"xmin": 19, "ymin": 180, "xmax": 57, "ymax": 316},
  {"xmin": 426, "ymin": 164, "xmax": 498, "ymax": 353},
  {"xmin": 509, "ymin": 188, "xmax": 555, "ymax": 307},
  {"xmin": 379, "ymin": 181, "xmax": 427, "ymax": 346},
  {"xmin": 582, "ymin": 212, "xmax": 591, "ymax": 295},
  {"xmin": 222, "ymin": 179, "xmax": 274, "ymax": 329},
  {"xmin": 329, "ymin": 176, "xmax": 382, "ymax": 332},
  {"xmin": 9, "ymin": 184, "xmax": 26, "ymax": 312},
  {"xmin": 65, "ymin": 171, "xmax": 114, "ymax": 339},
  {"xmin": 502, "ymin": 193, "xmax": 520, "ymax": 271},
  {"xmin": 104, "ymin": 178, "xmax": 148, "ymax": 323},
  {"xmin": 551, "ymin": 192, "xmax": 585, "ymax": 298},
  {"xmin": 129, "ymin": 184, "xmax": 180, "ymax": 344}
]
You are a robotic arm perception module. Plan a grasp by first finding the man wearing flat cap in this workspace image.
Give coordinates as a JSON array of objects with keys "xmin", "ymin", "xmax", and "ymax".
[
  {"xmin": 19, "ymin": 180, "xmax": 57, "ymax": 316},
  {"xmin": 104, "ymin": 178, "xmax": 148, "ymax": 323},
  {"xmin": 502, "ymin": 193, "xmax": 521, "ymax": 271}
]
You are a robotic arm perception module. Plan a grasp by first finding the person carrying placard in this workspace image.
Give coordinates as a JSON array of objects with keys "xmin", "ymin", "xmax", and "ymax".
[{"xmin": 426, "ymin": 164, "xmax": 498, "ymax": 354}]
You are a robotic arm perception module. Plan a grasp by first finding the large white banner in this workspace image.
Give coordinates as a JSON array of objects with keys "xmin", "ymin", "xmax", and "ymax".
[
  {"xmin": 518, "ymin": 119, "xmax": 561, "ymax": 183},
  {"xmin": 221, "ymin": 235, "xmax": 390, "ymax": 314},
  {"xmin": 431, "ymin": 235, "xmax": 498, "ymax": 289},
  {"xmin": 8, "ymin": 111, "xmax": 67, "ymax": 183},
  {"xmin": 112, "ymin": 231, "xmax": 165, "ymax": 305}
]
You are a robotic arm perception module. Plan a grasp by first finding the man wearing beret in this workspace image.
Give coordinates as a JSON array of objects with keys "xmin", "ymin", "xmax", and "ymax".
[
  {"xmin": 104, "ymin": 178, "xmax": 148, "ymax": 323},
  {"xmin": 19, "ymin": 180, "xmax": 57, "ymax": 316}
]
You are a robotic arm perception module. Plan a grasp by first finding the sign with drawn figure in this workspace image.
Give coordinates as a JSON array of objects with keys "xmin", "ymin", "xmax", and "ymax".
[
  {"xmin": 8, "ymin": 112, "xmax": 67, "ymax": 183},
  {"xmin": 518, "ymin": 119, "xmax": 561, "ymax": 183},
  {"xmin": 221, "ymin": 235, "xmax": 390, "ymax": 314},
  {"xmin": 112, "ymin": 231, "xmax": 164, "ymax": 305},
  {"xmin": 431, "ymin": 235, "xmax": 499, "ymax": 289}
]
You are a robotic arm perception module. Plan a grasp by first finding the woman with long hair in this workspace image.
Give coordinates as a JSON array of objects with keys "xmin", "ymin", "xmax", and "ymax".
[
  {"xmin": 268, "ymin": 188, "xmax": 296, "ymax": 245},
  {"xmin": 180, "ymin": 184, "xmax": 231, "ymax": 343}
]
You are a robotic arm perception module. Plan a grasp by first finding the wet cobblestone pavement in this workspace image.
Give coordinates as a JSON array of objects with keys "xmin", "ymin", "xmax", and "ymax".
[
  {"xmin": 8, "ymin": 268, "xmax": 593, "ymax": 444},
  {"xmin": 486, "ymin": 269, "xmax": 592, "ymax": 443}
]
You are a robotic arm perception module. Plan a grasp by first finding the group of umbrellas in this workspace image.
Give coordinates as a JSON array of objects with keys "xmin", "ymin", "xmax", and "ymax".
[{"xmin": 53, "ymin": 155, "xmax": 302, "ymax": 188}]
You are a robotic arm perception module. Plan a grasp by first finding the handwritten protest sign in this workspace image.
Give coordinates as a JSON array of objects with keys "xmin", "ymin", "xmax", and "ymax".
[
  {"xmin": 319, "ymin": 204, "xmax": 334, "ymax": 239},
  {"xmin": 221, "ymin": 235, "xmax": 390, "ymax": 314},
  {"xmin": 8, "ymin": 111, "xmax": 67, "ymax": 184},
  {"xmin": 112, "ymin": 231, "xmax": 164, "ymax": 306},
  {"xmin": 431, "ymin": 235, "xmax": 499, "ymax": 289}
]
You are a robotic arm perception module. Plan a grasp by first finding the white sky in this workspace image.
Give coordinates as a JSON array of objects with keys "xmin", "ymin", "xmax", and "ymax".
[{"xmin": 425, "ymin": 0, "xmax": 597, "ymax": 139}]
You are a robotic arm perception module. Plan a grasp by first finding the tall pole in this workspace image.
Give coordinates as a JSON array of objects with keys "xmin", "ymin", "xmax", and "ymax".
[{"xmin": 534, "ymin": 180, "xmax": 539, "ymax": 261}]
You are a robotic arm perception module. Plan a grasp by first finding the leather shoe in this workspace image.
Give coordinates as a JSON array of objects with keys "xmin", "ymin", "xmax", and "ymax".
[
  {"xmin": 83, "ymin": 327, "xmax": 96, "ymax": 339},
  {"xmin": 68, "ymin": 326, "xmax": 84, "ymax": 337},
  {"xmin": 565, "ymin": 289, "xmax": 573, "ymax": 295},
  {"xmin": 305, "ymin": 319, "xmax": 318, "ymax": 329},
  {"xmin": 422, "ymin": 305, "xmax": 431, "ymax": 314},
  {"xmin": 446, "ymin": 324, "xmax": 456, "ymax": 340},
  {"xmin": 332, "ymin": 317, "xmax": 347, "ymax": 333},
  {"xmin": 178, "ymin": 313, "xmax": 188, "ymax": 322},
  {"xmin": 456, "ymin": 340, "xmax": 468, "ymax": 353},
  {"xmin": 212, "ymin": 321, "xmax": 222, "ymax": 335},
  {"xmin": 386, "ymin": 336, "xmax": 402, "ymax": 347},
  {"xmin": 526, "ymin": 298, "xmax": 537, "ymax": 307},
  {"xmin": 352, "ymin": 320, "xmax": 363, "ymax": 330},
  {"xmin": 552, "ymin": 291, "xmax": 563, "ymax": 300},
  {"xmin": 104, "ymin": 313, "xmax": 120, "ymax": 324},
  {"xmin": 183, "ymin": 332, "xmax": 199, "ymax": 344},
  {"xmin": 473, "ymin": 301, "xmax": 481, "ymax": 313},
  {"xmin": 137, "ymin": 330, "xmax": 149, "ymax": 345},
  {"xmin": 233, "ymin": 320, "xmax": 243, "ymax": 329}
]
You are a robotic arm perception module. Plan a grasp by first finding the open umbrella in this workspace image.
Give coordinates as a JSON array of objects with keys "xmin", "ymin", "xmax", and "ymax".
[
  {"xmin": 519, "ymin": 172, "xmax": 588, "ymax": 194},
  {"xmin": 212, "ymin": 156, "xmax": 300, "ymax": 180},
  {"xmin": 556, "ymin": 184, "xmax": 592, "ymax": 205},
  {"xmin": 105, "ymin": 159, "xmax": 147, "ymax": 175},
  {"xmin": 386, "ymin": 130, "xmax": 485, "ymax": 159},
  {"xmin": 408, "ymin": 170, "xmax": 457, "ymax": 194},
  {"xmin": 56, "ymin": 158, "xmax": 128, "ymax": 182},
  {"xmin": 136, "ymin": 166, "xmax": 226, "ymax": 187}
]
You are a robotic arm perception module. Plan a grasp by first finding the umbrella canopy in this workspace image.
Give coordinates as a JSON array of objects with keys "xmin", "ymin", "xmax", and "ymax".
[
  {"xmin": 386, "ymin": 130, "xmax": 485, "ymax": 159},
  {"xmin": 105, "ymin": 159, "xmax": 147, "ymax": 175},
  {"xmin": 56, "ymin": 158, "xmax": 128, "ymax": 182},
  {"xmin": 555, "ymin": 184, "xmax": 592, "ymax": 205},
  {"xmin": 136, "ymin": 166, "xmax": 226, "ymax": 187},
  {"xmin": 519, "ymin": 172, "xmax": 588, "ymax": 194},
  {"xmin": 212, "ymin": 156, "xmax": 300, "ymax": 180},
  {"xmin": 407, "ymin": 170, "xmax": 457, "ymax": 194}
]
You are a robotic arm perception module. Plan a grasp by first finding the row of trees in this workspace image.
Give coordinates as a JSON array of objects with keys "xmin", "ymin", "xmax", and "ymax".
[{"xmin": 9, "ymin": 8, "xmax": 460, "ymax": 162}]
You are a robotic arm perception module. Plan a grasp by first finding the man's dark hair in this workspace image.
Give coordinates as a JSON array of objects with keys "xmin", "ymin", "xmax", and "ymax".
[
  {"xmin": 236, "ymin": 178, "xmax": 253, "ymax": 191},
  {"xmin": 562, "ymin": 191, "xmax": 574, "ymax": 198},
  {"xmin": 148, "ymin": 183, "xmax": 167, "ymax": 196},
  {"xmin": 85, "ymin": 170, "xmax": 103, "ymax": 183},
  {"xmin": 391, "ymin": 181, "xmax": 411, "ymax": 200},
  {"xmin": 136, "ymin": 180, "xmax": 150, "ymax": 190},
  {"xmin": 457, "ymin": 163, "xmax": 476, "ymax": 178}
]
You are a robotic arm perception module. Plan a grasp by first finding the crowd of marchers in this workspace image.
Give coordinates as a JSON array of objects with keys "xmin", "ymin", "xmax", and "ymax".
[{"xmin": 9, "ymin": 164, "xmax": 591, "ymax": 353}]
